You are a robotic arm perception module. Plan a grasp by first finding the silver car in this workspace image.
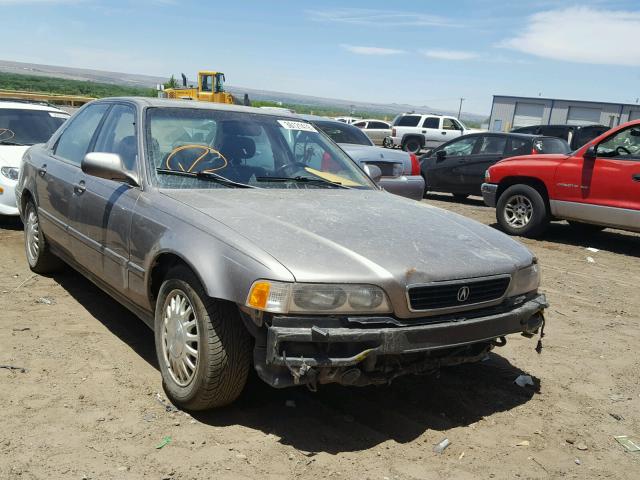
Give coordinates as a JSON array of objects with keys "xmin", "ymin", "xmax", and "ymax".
[{"xmin": 17, "ymin": 98, "xmax": 547, "ymax": 410}]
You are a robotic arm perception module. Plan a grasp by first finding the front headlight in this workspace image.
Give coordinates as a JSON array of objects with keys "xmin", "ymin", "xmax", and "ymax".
[
  {"xmin": 1, "ymin": 167, "xmax": 19, "ymax": 181},
  {"xmin": 246, "ymin": 280, "xmax": 392, "ymax": 314},
  {"xmin": 508, "ymin": 262, "xmax": 540, "ymax": 297}
]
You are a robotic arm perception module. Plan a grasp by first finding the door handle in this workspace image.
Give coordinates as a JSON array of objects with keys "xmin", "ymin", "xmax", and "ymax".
[
  {"xmin": 633, "ymin": 173, "xmax": 640, "ymax": 182},
  {"xmin": 441, "ymin": 131, "xmax": 447, "ymax": 135},
  {"xmin": 422, "ymin": 130, "xmax": 426, "ymax": 133},
  {"xmin": 38, "ymin": 165, "xmax": 47, "ymax": 177},
  {"xmin": 74, "ymin": 180, "xmax": 86, "ymax": 195}
]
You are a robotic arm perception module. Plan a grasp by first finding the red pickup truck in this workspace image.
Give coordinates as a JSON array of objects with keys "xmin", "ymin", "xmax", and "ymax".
[{"xmin": 482, "ymin": 120, "xmax": 640, "ymax": 237}]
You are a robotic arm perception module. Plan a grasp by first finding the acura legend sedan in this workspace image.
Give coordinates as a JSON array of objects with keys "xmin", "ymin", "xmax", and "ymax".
[{"xmin": 16, "ymin": 98, "xmax": 547, "ymax": 410}]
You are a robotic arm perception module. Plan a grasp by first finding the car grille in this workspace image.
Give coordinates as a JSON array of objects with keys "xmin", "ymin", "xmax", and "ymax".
[
  {"xmin": 366, "ymin": 161, "xmax": 401, "ymax": 177},
  {"xmin": 408, "ymin": 276, "xmax": 511, "ymax": 311}
]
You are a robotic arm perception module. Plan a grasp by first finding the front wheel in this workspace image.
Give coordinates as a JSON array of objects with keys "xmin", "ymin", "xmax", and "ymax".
[
  {"xmin": 496, "ymin": 184, "xmax": 549, "ymax": 237},
  {"xmin": 155, "ymin": 266, "xmax": 251, "ymax": 410}
]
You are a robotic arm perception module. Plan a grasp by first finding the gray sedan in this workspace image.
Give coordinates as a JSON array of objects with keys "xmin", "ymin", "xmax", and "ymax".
[
  {"xmin": 299, "ymin": 115, "xmax": 425, "ymax": 201},
  {"xmin": 17, "ymin": 98, "xmax": 547, "ymax": 410}
]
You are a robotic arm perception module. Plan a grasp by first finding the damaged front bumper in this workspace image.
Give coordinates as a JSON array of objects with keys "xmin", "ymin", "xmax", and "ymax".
[{"xmin": 250, "ymin": 294, "xmax": 548, "ymax": 388}]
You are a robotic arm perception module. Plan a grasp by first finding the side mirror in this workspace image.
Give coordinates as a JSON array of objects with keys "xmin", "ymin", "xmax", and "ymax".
[
  {"xmin": 363, "ymin": 164, "xmax": 382, "ymax": 183},
  {"xmin": 436, "ymin": 150, "xmax": 447, "ymax": 161},
  {"xmin": 82, "ymin": 152, "xmax": 138, "ymax": 185},
  {"xmin": 583, "ymin": 145, "xmax": 597, "ymax": 161}
]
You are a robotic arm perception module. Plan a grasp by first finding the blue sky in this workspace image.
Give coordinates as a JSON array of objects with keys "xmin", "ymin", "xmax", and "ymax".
[{"xmin": 2, "ymin": 0, "xmax": 640, "ymax": 115}]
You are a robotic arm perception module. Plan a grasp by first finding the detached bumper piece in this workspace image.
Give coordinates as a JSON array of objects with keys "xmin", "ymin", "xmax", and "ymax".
[{"xmin": 256, "ymin": 294, "xmax": 547, "ymax": 388}]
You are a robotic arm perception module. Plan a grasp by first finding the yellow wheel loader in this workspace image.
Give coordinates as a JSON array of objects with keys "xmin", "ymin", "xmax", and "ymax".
[{"xmin": 164, "ymin": 71, "xmax": 249, "ymax": 105}]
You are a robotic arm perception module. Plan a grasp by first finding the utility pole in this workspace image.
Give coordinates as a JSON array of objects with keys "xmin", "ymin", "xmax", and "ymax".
[{"xmin": 457, "ymin": 97, "xmax": 465, "ymax": 119}]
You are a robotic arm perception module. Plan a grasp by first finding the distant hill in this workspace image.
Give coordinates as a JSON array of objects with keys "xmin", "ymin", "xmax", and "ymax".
[{"xmin": 0, "ymin": 59, "xmax": 487, "ymax": 122}]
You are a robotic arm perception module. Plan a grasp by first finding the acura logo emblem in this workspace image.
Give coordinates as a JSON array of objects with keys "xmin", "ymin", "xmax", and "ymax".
[{"xmin": 457, "ymin": 286, "xmax": 470, "ymax": 302}]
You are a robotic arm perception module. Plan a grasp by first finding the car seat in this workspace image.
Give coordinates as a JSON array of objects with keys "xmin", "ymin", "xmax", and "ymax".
[{"xmin": 218, "ymin": 135, "xmax": 266, "ymax": 182}]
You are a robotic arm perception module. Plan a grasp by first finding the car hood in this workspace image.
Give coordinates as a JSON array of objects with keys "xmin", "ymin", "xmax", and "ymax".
[
  {"xmin": 0, "ymin": 146, "xmax": 29, "ymax": 168},
  {"xmin": 339, "ymin": 143, "xmax": 407, "ymax": 165},
  {"xmin": 161, "ymin": 189, "xmax": 534, "ymax": 286}
]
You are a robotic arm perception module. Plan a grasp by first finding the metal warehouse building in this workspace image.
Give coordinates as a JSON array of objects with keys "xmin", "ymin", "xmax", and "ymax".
[{"xmin": 488, "ymin": 95, "xmax": 640, "ymax": 132}]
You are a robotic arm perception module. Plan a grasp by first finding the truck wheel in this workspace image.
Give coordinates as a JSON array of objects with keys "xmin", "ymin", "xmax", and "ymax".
[
  {"xmin": 567, "ymin": 221, "xmax": 605, "ymax": 233},
  {"xmin": 402, "ymin": 138, "xmax": 422, "ymax": 154},
  {"xmin": 155, "ymin": 265, "xmax": 251, "ymax": 410},
  {"xmin": 24, "ymin": 199, "xmax": 63, "ymax": 274},
  {"xmin": 496, "ymin": 184, "xmax": 549, "ymax": 237}
]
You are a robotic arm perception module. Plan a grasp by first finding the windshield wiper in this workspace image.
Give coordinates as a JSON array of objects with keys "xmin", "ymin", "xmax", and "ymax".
[
  {"xmin": 254, "ymin": 176, "xmax": 350, "ymax": 189},
  {"xmin": 0, "ymin": 140, "xmax": 26, "ymax": 146},
  {"xmin": 156, "ymin": 168, "xmax": 256, "ymax": 189}
]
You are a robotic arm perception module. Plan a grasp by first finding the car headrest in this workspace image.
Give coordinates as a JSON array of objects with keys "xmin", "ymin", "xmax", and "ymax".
[{"xmin": 220, "ymin": 136, "xmax": 256, "ymax": 162}]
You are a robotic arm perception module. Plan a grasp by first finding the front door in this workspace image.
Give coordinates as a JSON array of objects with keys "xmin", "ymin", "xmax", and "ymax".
[
  {"xmin": 459, "ymin": 135, "xmax": 507, "ymax": 195},
  {"xmin": 71, "ymin": 103, "xmax": 141, "ymax": 294},
  {"xmin": 37, "ymin": 103, "xmax": 110, "ymax": 256},
  {"xmin": 553, "ymin": 124, "xmax": 640, "ymax": 230},
  {"xmin": 426, "ymin": 135, "xmax": 479, "ymax": 193}
]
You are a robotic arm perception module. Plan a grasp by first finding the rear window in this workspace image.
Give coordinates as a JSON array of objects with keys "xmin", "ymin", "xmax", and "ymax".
[
  {"xmin": 534, "ymin": 137, "xmax": 571, "ymax": 154},
  {"xmin": 314, "ymin": 121, "xmax": 372, "ymax": 146},
  {"xmin": 394, "ymin": 115, "xmax": 421, "ymax": 127}
]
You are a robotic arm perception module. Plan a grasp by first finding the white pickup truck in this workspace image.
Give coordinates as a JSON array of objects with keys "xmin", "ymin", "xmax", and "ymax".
[{"xmin": 390, "ymin": 113, "xmax": 484, "ymax": 154}]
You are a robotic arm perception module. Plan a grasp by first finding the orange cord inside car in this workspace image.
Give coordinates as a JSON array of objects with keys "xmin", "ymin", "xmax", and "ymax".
[{"xmin": 165, "ymin": 144, "xmax": 228, "ymax": 173}]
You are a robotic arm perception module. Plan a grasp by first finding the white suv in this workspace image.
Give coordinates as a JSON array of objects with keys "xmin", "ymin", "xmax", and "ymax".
[
  {"xmin": 390, "ymin": 113, "xmax": 483, "ymax": 154},
  {"xmin": 0, "ymin": 101, "xmax": 69, "ymax": 216}
]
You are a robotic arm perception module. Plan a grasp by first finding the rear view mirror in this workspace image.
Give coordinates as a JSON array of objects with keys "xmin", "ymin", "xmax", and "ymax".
[
  {"xmin": 436, "ymin": 150, "xmax": 447, "ymax": 161},
  {"xmin": 583, "ymin": 145, "xmax": 597, "ymax": 161},
  {"xmin": 82, "ymin": 152, "xmax": 139, "ymax": 185},
  {"xmin": 363, "ymin": 164, "xmax": 382, "ymax": 183}
]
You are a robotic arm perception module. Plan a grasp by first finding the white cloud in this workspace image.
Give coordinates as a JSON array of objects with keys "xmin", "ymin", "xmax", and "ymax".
[
  {"xmin": 341, "ymin": 44, "xmax": 405, "ymax": 56},
  {"xmin": 500, "ymin": 6, "xmax": 640, "ymax": 66},
  {"xmin": 309, "ymin": 8, "xmax": 458, "ymax": 28},
  {"xmin": 421, "ymin": 49, "xmax": 479, "ymax": 61}
]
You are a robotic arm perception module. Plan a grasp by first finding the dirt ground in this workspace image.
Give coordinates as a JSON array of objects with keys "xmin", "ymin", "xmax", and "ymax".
[{"xmin": 1, "ymin": 194, "xmax": 639, "ymax": 480}]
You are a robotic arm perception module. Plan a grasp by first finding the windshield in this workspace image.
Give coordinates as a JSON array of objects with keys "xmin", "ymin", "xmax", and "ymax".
[
  {"xmin": 313, "ymin": 121, "xmax": 372, "ymax": 146},
  {"xmin": 146, "ymin": 108, "xmax": 375, "ymax": 189},
  {"xmin": 0, "ymin": 108, "xmax": 68, "ymax": 145}
]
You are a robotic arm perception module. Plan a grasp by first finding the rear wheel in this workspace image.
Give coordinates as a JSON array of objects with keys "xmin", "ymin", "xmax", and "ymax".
[
  {"xmin": 567, "ymin": 221, "xmax": 605, "ymax": 234},
  {"xmin": 24, "ymin": 200, "xmax": 63, "ymax": 274},
  {"xmin": 496, "ymin": 184, "xmax": 549, "ymax": 237},
  {"xmin": 402, "ymin": 138, "xmax": 422, "ymax": 154},
  {"xmin": 155, "ymin": 265, "xmax": 251, "ymax": 410}
]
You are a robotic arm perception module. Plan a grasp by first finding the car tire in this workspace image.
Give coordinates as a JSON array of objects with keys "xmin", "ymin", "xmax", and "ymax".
[
  {"xmin": 23, "ymin": 199, "xmax": 63, "ymax": 274},
  {"xmin": 567, "ymin": 221, "xmax": 605, "ymax": 233},
  {"xmin": 402, "ymin": 138, "xmax": 422, "ymax": 154},
  {"xmin": 155, "ymin": 265, "xmax": 251, "ymax": 411},
  {"xmin": 452, "ymin": 193, "xmax": 468, "ymax": 201},
  {"xmin": 496, "ymin": 184, "xmax": 549, "ymax": 237}
]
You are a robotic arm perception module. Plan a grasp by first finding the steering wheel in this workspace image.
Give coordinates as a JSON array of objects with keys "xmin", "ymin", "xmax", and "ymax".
[
  {"xmin": 165, "ymin": 144, "xmax": 227, "ymax": 172},
  {"xmin": 0, "ymin": 128, "xmax": 15, "ymax": 141},
  {"xmin": 274, "ymin": 161, "xmax": 308, "ymax": 176},
  {"xmin": 616, "ymin": 146, "xmax": 631, "ymax": 155}
]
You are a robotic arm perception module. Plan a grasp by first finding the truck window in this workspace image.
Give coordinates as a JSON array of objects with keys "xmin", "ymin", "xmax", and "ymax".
[
  {"xmin": 422, "ymin": 117, "xmax": 439, "ymax": 129},
  {"xmin": 442, "ymin": 118, "xmax": 461, "ymax": 130},
  {"xmin": 395, "ymin": 115, "xmax": 421, "ymax": 127}
]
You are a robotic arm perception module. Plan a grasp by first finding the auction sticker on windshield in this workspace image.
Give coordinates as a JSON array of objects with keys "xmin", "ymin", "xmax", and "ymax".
[{"xmin": 277, "ymin": 120, "xmax": 317, "ymax": 132}]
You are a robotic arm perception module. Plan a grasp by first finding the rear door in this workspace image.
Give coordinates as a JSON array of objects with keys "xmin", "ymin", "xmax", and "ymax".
[
  {"xmin": 421, "ymin": 116, "xmax": 442, "ymax": 148},
  {"xmin": 425, "ymin": 135, "xmax": 479, "ymax": 192},
  {"xmin": 366, "ymin": 121, "xmax": 391, "ymax": 145},
  {"xmin": 71, "ymin": 103, "xmax": 142, "ymax": 294},
  {"xmin": 459, "ymin": 134, "xmax": 507, "ymax": 195},
  {"xmin": 36, "ymin": 103, "xmax": 110, "ymax": 255},
  {"xmin": 553, "ymin": 124, "xmax": 640, "ymax": 230}
]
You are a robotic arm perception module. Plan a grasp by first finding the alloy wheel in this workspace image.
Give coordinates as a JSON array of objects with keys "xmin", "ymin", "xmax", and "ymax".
[
  {"xmin": 25, "ymin": 208, "xmax": 41, "ymax": 265},
  {"xmin": 161, "ymin": 290, "xmax": 199, "ymax": 387},
  {"xmin": 503, "ymin": 194, "xmax": 533, "ymax": 228}
]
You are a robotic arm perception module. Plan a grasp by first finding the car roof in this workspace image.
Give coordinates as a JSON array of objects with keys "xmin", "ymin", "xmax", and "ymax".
[
  {"xmin": 0, "ymin": 100, "xmax": 69, "ymax": 114},
  {"xmin": 93, "ymin": 97, "xmax": 300, "ymax": 118}
]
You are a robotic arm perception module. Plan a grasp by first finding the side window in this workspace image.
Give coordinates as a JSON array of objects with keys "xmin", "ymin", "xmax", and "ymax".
[
  {"xmin": 370, "ymin": 121, "xmax": 389, "ymax": 129},
  {"xmin": 422, "ymin": 117, "xmax": 440, "ymax": 129},
  {"xmin": 507, "ymin": 138, "xmax": 530, "ymax": 156},
  {"xmin": 352, "ymin": 121, "xmax": 366, "ymax": 128},
  {"xmin": 597, "ymin": 126, "xmax": 640, "ymax": 159},
  {"xmin": 201, "ymin": 75, "xmax": 213, "ymax": 93},
  {"xmin": 54, "ymin": 104, "xmax": 110, "ymax": 165},
  {"xmin": 443, "ymin": 136, "xmax": 478, "ymax": 157},
  {"xmin": 93, "ymin": 104, "xmax": 138, "ymax": 170},
  {"xmin": 396, "ymin": 115, "xmax": 421, "ymax": 127},
  {"xmin": 442, "ymin": 118, "xmax": 460, "ymax": 130},
  {"xmin": 478, "ymin": 136, "xmax": 507, "ymax": 155}
]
